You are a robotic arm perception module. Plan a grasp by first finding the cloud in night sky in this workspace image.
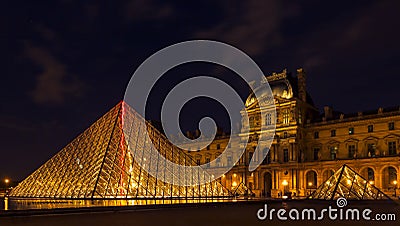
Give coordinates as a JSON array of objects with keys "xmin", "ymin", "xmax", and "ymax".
[
  {"xmin": 194, "ymin": 0, "xmax": 297, "ymax": 56},
  {"xmin": 124, "ymin": 0, "xmax": 174, "ymax": 22},
  {"xmin": 25, "ymin": 43, "xmax": 84, "ymax": 104}
]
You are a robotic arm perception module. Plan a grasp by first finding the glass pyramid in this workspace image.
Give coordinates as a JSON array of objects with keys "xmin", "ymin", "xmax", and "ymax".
[
  {"xmin": 9, "ymin": 101, "xmax": 231, "ymax": 202},
  {"xmin": 309, "ymin": 164, "xmax": 391, "ymax": 200},
  {"xmin": 232, "ymin": 182, "xmax": 253, "ymax": 198}
]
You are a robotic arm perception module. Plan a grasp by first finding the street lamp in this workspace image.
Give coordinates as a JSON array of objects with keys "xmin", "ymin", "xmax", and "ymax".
[
  {"xmin": 308, "ymin": 182, "xmax": 313, "ymax": 196},
  {"xmin": 393, "ymin": 180, "xmax": 398, "ymax": 197},
  {"xmin": 282, "ymin": 180, "xmax": 288, "ymax": 199},
  {"xmin": 4, "ymin": 178, "xmax": 10, "ymax": 188}
]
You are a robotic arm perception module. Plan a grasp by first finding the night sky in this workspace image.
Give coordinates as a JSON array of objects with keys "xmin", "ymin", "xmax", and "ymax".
[{"xmin": 1, "ymin": 0, "xmax": 400, "ymax": 181}]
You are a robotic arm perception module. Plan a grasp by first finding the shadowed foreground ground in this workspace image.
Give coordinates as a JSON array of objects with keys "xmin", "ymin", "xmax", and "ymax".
[{"xmin": 0, "ymin": 200, "xmax": 399, "ymax": 226}]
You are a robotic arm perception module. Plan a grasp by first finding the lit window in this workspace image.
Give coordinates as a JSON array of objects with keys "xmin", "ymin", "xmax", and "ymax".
[
  {"xmin": 283, "ymin": 109, "xmax": 290, "ymax": 125},
  {"xmin": 368, "ymin": 125, "xmax": 373, "ymax": 133},
  {"xmin": 283, "ymin": 132, "xmax": 288, "ymax": 138},
  {"xmin": 349, "ymin": 127, "xmax": 354, "ymax": 135}
]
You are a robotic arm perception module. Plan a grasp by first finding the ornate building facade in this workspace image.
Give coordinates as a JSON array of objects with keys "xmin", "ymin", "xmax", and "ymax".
[{"xmin": 184, "ymin": 68, "xmax": 400, "ymax": 198}]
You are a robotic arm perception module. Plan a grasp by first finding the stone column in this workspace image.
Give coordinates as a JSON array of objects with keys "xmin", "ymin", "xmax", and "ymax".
[
  {"xmin": 293, "ymin": 144, "xmax": 297, "ymax": 162},
  {"xmin": 376, "ymin": 169, "xmax": 382, "ymax": 190}
]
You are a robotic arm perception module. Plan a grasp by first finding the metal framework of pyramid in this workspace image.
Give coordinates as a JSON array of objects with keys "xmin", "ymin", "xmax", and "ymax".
[
  {"xmin": 309, "ymin": 164, "xmax": 391, "ymax": 200},
  {"xmin": 8, "ymin": 101, "xmax": 231, "ymax": 202}
]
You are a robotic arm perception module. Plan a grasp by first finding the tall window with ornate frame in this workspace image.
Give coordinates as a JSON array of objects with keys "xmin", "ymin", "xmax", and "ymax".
[
  {"xmin": 348, "ymin": 144, "xmax": 356, "ymax": 158},
  {"xmin": 283, "ymin": 109, "xmax": 290, "ymax": 125},
  {"xmin": 266, "ymin": 113, "xmax": 272, "ymax": 126},
  {"xmin": 388, "ymin": 141, "xmax": 397, "ymax": 156}
]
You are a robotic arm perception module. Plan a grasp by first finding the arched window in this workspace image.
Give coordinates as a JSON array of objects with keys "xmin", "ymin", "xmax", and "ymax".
[
  {"xmin": 382, "ymin": 166, "xmax": 397, "ymax": 189},
  {"xmin": 306, "ymin": 171, "xmax": 317, "ymax": 189},
  {"xmin": 361, "ymin": 167, "xmax": 375, "ymax": 183},
  {"xmin": 367, "ymin": 168, "xmax": 374, "ymax": 181}
]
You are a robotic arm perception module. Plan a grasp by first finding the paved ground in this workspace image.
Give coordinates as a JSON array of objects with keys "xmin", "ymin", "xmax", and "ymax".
[{"xmin": 0, "ymin": 200, "xmax": 399, "ymax": 226}]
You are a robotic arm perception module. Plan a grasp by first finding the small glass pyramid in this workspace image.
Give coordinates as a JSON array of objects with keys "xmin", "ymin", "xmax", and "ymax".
[
  {"xmin": 9, "ymin": 101, "xmax": 231, "ymax": 202},
  {"xmin": 232, "ymin": 182, "xmax": 252, "ymax": 197},
  {"xmin": 309, "ymin": 164, "xmax": 391, "ymax": 200}
]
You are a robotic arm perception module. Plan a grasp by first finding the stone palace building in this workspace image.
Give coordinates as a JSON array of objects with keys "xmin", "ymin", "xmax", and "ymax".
[{"xmin": 182, "ymin": 68, "xmax": 400, "ymax": 198}]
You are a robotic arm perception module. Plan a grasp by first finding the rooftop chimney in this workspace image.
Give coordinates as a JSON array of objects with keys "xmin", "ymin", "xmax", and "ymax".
[
  {"xmin": 296, "ymin": 68, "xmax": 307, "ymax": 102},
  {"xmin": 324, "ymin": 106, "xmax": 333, "ymax": 120}
]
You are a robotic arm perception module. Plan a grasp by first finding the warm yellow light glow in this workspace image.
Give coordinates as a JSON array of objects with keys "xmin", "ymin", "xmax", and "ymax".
[
  {"xmin": 233, "ymin": 173, "xmax": 237, "ymax": 177},
  {"xmin": 369, "ymin": 181, "xmax": 374, "ymax": 185},
  {"xmin": 222, "ymin": 174, "xmax": 226, "ymax": 178},
  {"xmin": 251, "ymin": 173, "xmax": 254, "ymax": 177},
  {"xmin": 393, "ymin": 180, "xmax": 398, "ymax": 185},
  {"xmin": 4, "ymin": 179, "xmax": 9, "ymax": 184},
  {"xmin": 346, "ymin": 179, "xmax": 351, "ymax": 185},
  {"xmin": 308, "ymin": 182, "xmax": 313, "ymax": 187},
  {"xmin": 282, "ymin": 180, "xmax": 288, "ymax": 186},
  {"xmin": 232, "ymin": 181, "xmax": 237, "ymax": 187}
]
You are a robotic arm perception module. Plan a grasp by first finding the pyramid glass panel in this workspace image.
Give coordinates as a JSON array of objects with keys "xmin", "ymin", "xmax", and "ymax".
[
  {"xmin": 8, "ymin": 101, "xmax": 231, "ymax": 206},
  {"xmin": 309, "ymin": 164, "xmax": 391, "ymax": 200}
]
